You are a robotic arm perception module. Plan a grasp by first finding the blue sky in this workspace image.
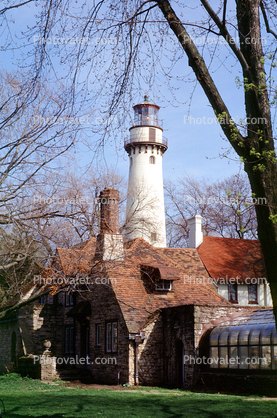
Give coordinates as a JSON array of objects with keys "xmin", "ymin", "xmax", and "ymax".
[{"xmin": 2, "ymin": 0, "xmax": 275, "ymax": 186}]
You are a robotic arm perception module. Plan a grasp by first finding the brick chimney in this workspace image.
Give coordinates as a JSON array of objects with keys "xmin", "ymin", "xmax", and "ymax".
[
  {"xmin": 96, "ymin": 187, "xmax": 124, "ymax": 261},
  {"xmin": 188, "ymin": 215, "xmax": 203, "ymax": 248},
  {"xmin": 99, "ymin": 187, "xmax": 119, "ymax": 234}
]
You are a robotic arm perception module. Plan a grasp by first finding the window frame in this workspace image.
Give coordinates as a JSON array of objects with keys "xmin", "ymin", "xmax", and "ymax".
[
  {"xmin": 65, "ymin": 293, "xmax": 74, "ymax": 307},
  {"xmin": 64, "ymin": 325, "xmax": 74, "ymax": 354},
  {"xmin": 248, "ymin": 283, "xmax": 258, "ymax": 304},
  {"xmin": 105, "ymin": 321, "xmax": 118, "ymax": 353},
  {"xmin": 96, "ymin": 323, "xmax": 101, "ymax": 347},
  {"xmin": 155, "ymin": 280, "xmax": 172, "ymax": 291},
  {"xmin": 37, "ymin": 295, "xmax": 48, "ymax": 304},
  {"xmin": 151, "ymin": 232, "xmax": 157, "ymax": 242},
  {"xmin": 228, "ymin": 283, "xmax": 238, "ymax": 304}
]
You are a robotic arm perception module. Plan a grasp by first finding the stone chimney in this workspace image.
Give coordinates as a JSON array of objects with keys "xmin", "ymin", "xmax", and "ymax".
[
  {"xmin": 188, "ymin": 215, "xmax": 203, "ymax": 248},
  {"xmin": 95, "ymin": 187, "xmax": 124, "ymax": 261}
]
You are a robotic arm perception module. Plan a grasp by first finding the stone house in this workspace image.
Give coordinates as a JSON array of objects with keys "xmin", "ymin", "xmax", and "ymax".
[{"xmin": 0, "ymin": 187, "xmax": 275, "ymax": 393}]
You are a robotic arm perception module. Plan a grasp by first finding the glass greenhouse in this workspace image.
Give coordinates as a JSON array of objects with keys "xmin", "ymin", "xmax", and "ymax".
[{"xmin": 208, "ymin": 310, "xmax": 277, "ymax": 370}]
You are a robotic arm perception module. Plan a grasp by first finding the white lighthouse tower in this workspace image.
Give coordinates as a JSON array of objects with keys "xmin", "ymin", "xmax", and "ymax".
[{"xmin": 124, "ymin": 95, "xmax": 167, "ymax": 247}]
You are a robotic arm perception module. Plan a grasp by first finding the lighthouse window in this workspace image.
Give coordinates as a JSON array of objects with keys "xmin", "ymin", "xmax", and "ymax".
[
  {"xmin": 149, "ymin": 156, "xmax": 155, "ymax": 164},
  {"xmin": 130, "ymin": 157, "xmax": 133, "ymax": 167}
]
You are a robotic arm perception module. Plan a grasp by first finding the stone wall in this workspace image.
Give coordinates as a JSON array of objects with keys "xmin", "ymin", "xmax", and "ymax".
[
  {"xmin": 0, "ymin": 294, "xmax": 64, "ymax": 377},
  {"xmin": 73, "ymin": 283, "xmax": 130, "ymax": 385},
  {"xmin": 162, "ymin": 306, "xmax": 195, "ymax": 387},
  {"xmin": 160, "ymin": 304, "xmax": 255, "ymax": 388},
  {"xmin": 137, "ymin": 315, "xmax": 164, "ymax": 386}
]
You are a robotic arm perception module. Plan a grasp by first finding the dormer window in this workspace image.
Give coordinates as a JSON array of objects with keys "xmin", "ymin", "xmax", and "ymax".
[
  {"xmin": 140, "ymin": 264, "xmax": 180, "ymax": 293},
  {"xmin": 156, "ymin": 280, "xmax": 172, "ymax": 291}
]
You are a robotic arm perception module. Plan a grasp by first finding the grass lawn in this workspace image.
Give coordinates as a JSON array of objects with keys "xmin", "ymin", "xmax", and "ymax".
[{"xmin": 0, "ymin": 374, "xmax": 276, "ymax": 418}]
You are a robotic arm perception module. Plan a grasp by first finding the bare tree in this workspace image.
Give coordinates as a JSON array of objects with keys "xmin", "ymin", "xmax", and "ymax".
[
  {"xmin": 1, "ymin": 0, "xmax": 277, "ymax": 316},
  {"xmin": 0, "ymin": 165, "xmax": 126, "ymax": 305},
  {"xmin": 165, "ymin": 172, "xmax": 258, "ymax": 247}
]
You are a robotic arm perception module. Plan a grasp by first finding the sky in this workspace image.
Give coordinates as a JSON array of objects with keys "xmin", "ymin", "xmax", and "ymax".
[{"xmin": 1, "ymin": 0, "xmax": 275, "ymax": 188}]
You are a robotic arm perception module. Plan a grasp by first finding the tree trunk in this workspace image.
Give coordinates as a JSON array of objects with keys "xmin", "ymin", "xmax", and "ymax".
[
  {"xmin": 236, "ymin": 0, "xmax": 277, "ymax": 318},
  {"xmin": 156, "ymin": 0, "xmax": 277, "ymax": 317}
]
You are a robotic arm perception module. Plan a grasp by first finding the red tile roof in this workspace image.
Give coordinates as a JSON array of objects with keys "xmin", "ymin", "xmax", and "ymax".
[
  {"xmin": 104, "ymin": 239, "xmax": 231, "ymax": 332},
  {"xmin": 197, "ymin": 236, "xmax": 267, "ymax": 283},
  {"xmin": 10, "ymin": 236, "xmax": 232, "ymax": 332}
]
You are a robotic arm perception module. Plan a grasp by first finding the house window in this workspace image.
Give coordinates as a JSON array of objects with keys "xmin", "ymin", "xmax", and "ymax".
[
  {"xmin": 149, "ymin": 156, "xmax": 155, "ymax": 164},
  {"xmin": 248, "ymin": 284, "xmax": 258, "ymax": 304},
  {"xmin": 106, "ymin": 321, "xmax": 117, "ymax": 353},
  {"xmin": 156, "ymin": 280, "xmax": 172, "ymax": 291},
  {"xmin": 96, "ymin": 324, "xmax": 101, "ymax": 347},
  {"xmin": 64, "ymin": 325, "xmax": 74, "ymax": 354},
  {"xmin": 65, "ymin": 293, "xmax": 74, "ymax": 306},
  {"xmin": 151, "ymin": 232, "xmax": 157, "ymax": 241},
  {"xmin": 38, "ymin": 295, "xmax": 48, "ymax": 304},
  {"xmin": 228, "ymin": 283, "xmax": 238, "ymax": 303}
]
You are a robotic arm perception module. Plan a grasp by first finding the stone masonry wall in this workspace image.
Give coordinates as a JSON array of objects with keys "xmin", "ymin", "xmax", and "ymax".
[
  {"xmin": 73, "ymin": 283, "xmax": 130, "ymax": 385},
  {"xmin": 137, "ymin": 315, "xmax": 164, "ymax": 386}
]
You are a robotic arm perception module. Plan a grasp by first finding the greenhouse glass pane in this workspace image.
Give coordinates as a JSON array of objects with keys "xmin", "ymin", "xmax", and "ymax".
[
  {"xmin": 219, "ymin": 328, "xmax": 230, "ymax": 346},
  {"xmin": 238, "ymin": 325, "xmax": 254, "ymax": 345},
  {"xmin": 219, "ymin": 347, "xmax": 228, "ymax": 368},
  {"xmin": 209, "ymin": 329, "xmax": 220, "ymax": 346},
  {"xmin": 229, "ymin": 346, "xmax": 238, "ymax": 369},
  {"xmin": 260, "ymin": 324, "xmax": 275, "ymax": 345},
  {"xmin": 273, "ymin": 346, "xmax": 277, "ymax": 370},
  {"xmin": 249, "ymin": 346, "xmax": 260, "ymax": 370},
  {"xmin": 249, "ymin": 324, "xmax": 265, "ymax": 345},
  {"xmin": 271, "ymin": 326, "xmax": 277, "ymax": 345},
  {"xmin": 228, "ymin": 326, "xmax": 242, "ymax": 345},
  {"xmin": 209, "ymin": 347, "xmax": 218, "ymax": 369},
  {"xmin": 261, "ymin": 346, "xmax": 271, "ymax": 369},
  {"xmin": 238, "ymin": 346, "xmax": 249, "ymax": 369}
]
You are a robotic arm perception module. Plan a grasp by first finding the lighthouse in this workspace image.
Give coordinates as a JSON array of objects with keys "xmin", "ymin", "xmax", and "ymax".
[{"xmin": 124, "ymin": 95, "xmax": 167, "ymax": 247}]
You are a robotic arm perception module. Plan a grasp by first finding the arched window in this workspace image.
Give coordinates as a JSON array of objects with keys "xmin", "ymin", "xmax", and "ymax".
[
  {"xmin": 149, "ymin": 156, "xmax": 155, "ymax": 164},
  {"xmin": 130, "ymin": 157, "xmax": 133, "ymax": 167}
]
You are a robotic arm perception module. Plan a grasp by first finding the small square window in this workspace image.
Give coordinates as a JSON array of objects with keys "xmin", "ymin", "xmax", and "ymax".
[{"xmin": 156, "ymin": 280, "xmax": 172, "ymax": 291}]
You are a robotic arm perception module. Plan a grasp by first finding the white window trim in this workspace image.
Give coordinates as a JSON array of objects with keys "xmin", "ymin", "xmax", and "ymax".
[{"xmin": 155, "ymin": 280, "xmax": 172, "ymax": 291}]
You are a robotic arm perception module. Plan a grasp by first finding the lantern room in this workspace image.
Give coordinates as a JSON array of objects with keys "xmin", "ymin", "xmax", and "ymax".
[{"xmin": 133, "ymin": 94, "xmax": 160, "ymax": 127}]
